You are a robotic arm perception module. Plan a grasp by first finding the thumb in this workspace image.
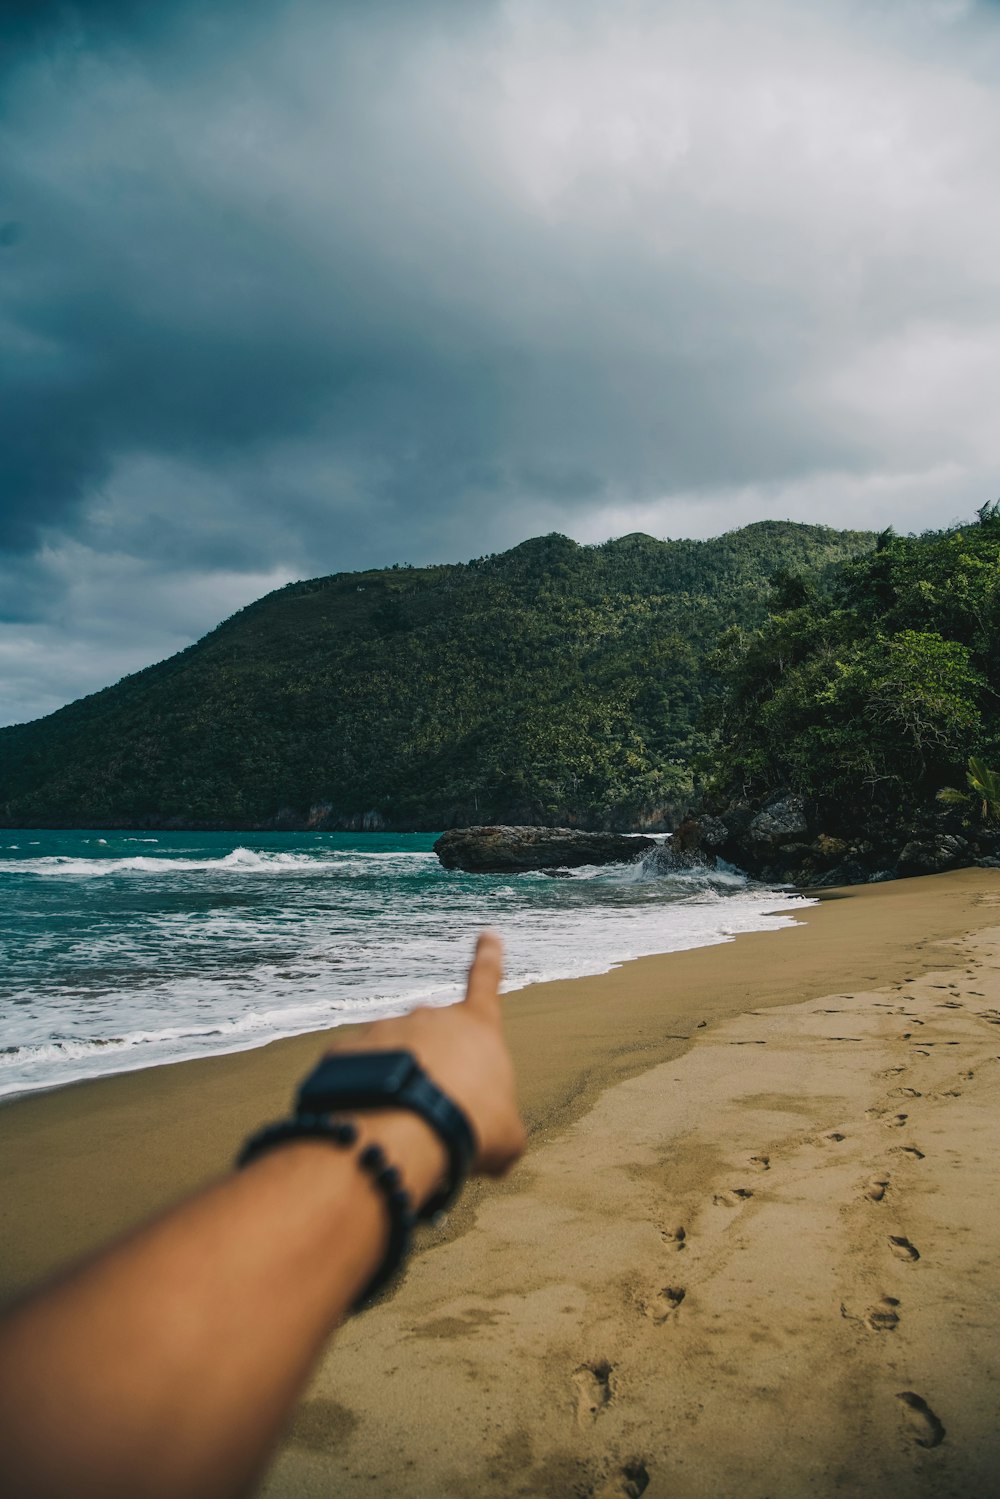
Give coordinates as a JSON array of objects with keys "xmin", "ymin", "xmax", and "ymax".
[{"xmin": 462, "ymin": 929, "xmax": 504, "ymax": 1021}]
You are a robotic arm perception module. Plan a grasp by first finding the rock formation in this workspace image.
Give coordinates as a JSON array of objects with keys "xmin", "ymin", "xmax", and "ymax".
[
  {"xmin": 673, "ymin": 792, "xmax": 1000, "ymax": 888},
  {"xmin": 433, "ymin": 826, "xmax": 655, "ymax": 874}
]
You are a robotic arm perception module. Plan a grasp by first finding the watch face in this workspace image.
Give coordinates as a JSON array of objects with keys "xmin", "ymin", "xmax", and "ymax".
[{"xmin": 297, "ymin": 1050, "xmax": 418, "ymax": 1110}]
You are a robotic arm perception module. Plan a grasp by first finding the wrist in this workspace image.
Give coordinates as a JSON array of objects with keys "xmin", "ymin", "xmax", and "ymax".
[
  {"xmin": 349, "ymin": 1109, "xmax": 449, "ymax": 1215},
  {"xmin": 294, "ymin": 1050, "xmax": 476, "ymax": 1219},
  {"xmin": 237, "ymin": 1112, "xmax": 438, "ymax": 1311},
  {"xmin": 234, "ymin": 1054, "xmax": 467, "ymax": 1312}
]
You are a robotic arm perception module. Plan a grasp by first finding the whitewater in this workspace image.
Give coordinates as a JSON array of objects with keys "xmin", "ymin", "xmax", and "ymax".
[{"xmin": 0, "ymin": 830, "xmax": 814, "ymax": 1099}]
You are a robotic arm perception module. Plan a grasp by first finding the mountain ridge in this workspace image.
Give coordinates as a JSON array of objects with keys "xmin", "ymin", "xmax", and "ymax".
[{"xmin": 0, "ymin": 521, "xmax": 873, "ymax": 831}]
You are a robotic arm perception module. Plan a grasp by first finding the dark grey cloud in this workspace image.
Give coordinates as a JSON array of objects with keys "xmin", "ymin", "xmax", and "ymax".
[{"xmin": 2, "ymin": 0, "xmax": 1000, "ymax": 723}]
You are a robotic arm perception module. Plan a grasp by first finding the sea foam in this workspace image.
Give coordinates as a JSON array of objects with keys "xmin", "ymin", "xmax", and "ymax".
[{"xmin": 0, "ymin": 830, "xmax": 812, "ymax": 1098}]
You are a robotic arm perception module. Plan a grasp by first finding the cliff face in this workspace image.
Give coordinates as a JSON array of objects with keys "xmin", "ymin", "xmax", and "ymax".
[{"xmin": 0, "ymin": 522, "xmax": 872, "ymax": 831}]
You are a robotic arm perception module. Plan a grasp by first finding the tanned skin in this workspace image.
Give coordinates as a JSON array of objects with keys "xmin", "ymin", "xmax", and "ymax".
[{"xmin": 0, "ymin": 931, "xmax": 525, "ymax": 1499}]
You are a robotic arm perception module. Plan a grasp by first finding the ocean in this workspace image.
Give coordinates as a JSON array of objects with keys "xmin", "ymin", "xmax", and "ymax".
[{"xmin": 0, "ymin": 830, "xmax": 813, "ymax": 1099}]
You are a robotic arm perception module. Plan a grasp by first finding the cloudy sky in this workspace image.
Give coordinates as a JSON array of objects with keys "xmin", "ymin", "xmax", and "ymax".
[{"xmin": 2, "ymin": 0, "xmax": 999, "ymax": 725}]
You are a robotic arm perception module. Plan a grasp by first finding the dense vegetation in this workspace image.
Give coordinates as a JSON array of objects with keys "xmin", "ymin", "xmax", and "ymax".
[
  {"xmin": 0, "ymin": 522, "xmax": 870, "ymax": 830},
  {"xmin": 708, "ymin": 504, "xmax": 1000, "ymax": 836}
]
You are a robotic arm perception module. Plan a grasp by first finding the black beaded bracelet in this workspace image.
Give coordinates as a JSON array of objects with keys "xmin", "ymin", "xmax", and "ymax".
[{"xmin": 236, "ymin": 1113, "xmax": 417, "ymax": 1311}]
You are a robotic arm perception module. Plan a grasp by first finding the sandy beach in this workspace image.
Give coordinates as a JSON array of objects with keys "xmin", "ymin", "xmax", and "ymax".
[{"xmin": 3, "ymin": 866, "xmax": 1000, "ymax": 1496}]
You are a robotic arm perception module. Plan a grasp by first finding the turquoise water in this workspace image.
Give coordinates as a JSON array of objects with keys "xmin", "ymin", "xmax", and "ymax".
[{"xmin": 0, "ymin": 830, "xmax": 811, "ymax": 1098}]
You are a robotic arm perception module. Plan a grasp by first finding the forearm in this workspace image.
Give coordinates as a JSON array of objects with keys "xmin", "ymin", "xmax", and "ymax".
[
  {"xmin": 0, "ymin": 932, "xmax": 524, "ymax": 1499},
  {"xmin": 0, "ymin": 1111, "xmax": 445, "ymax": 1499}
]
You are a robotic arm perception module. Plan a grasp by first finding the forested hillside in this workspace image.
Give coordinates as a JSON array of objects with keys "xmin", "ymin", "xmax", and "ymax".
[
  {"xmin": 705, "ymin": 504, "xmax": 1000, "ymax": 870},
  {"xmin": 0, "ymin": 522, "xmax": 871, "ymax": 831}
]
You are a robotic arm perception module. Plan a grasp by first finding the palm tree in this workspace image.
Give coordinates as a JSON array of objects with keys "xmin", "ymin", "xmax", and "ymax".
[
  {"xmin": 967, "ymin": 757, "xmax": 1000, "ymax": 822},
  {"xmin": 937, "ymin": 757, "xmax": 1000, "ymax": 823}
]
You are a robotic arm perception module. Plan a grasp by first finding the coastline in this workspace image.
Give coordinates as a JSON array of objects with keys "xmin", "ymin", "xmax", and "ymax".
[
  {"xmin": 261, "ymin": 864, "xmax": 1000, "ymax": 1499},
  {"xmin": 0, "ymin": 867, "xmax": 995, "ymax": 1302},
  {"xmin": 0, "ymin": 874, "xmax": 806, "ymax": 1106},
  {"xmin": 0, "ymin": 829, "xmax": 799, "ymax": 1102},
  {"xmin": 4, "ymin": 865, "xmax": 1000, "ymax": 1494}
]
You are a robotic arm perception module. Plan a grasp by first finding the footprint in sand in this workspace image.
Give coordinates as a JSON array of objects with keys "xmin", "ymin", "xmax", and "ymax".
[
  {"xmin": 888, "ymin": 1235, "xmax": 920, "ymax": 1262},
  {"xmin": 890, "ymin": 1145, "xmax": 925, "ymax": 1161},
  {"xmin": 573, "ymin": 1362, "xmax": 614, "ymax": 1427},
  {"xmin": 592, "ymin": 1461, "xmax": 650, "ymax": 1498},
  {"xmin": 823, "ymin": 1132, "xmax": 846, "ymax": 1143},
  {"xmin": 748, "ymin": 1154, "xmax": 770, "ymax": 1172},
  {"xmin": 713, "ymin": 1188, "xmax": 753, "ymax": 1207},
  {"xmin": 886, "ymin": 1113, "xmax": 909, "ymax": 1128},
  {"xmin": 660, "ymin": 1225, "xmax": 686, "ymax": 1250},
  {"xmin": 865, "ymin": 1296, "xmax": 901, "ymax": 1332},
  {"xmin": 645, "ymin": 1286, "xmax": 686, "ymax": 1323},
  {"xmin": 897, "ymin": 1391, "xmax": 945, "ymax": 1448},
  {"xmin": 865, "ymin": 1176, "xmax": 889, "ymax": 1202}
]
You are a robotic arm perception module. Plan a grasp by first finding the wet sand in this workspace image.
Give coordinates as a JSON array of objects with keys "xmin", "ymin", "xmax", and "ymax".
[{"xmin": 2, "ymin": 867, "xmax": 1000, "ymax": 1495}]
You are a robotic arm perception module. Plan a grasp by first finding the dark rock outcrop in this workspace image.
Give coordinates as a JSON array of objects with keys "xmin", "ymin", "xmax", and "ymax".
[
  {"xmin": 747, "ymin": 794, "xmax": 808, "ymax": 847},
  {"xmin": 433, "ymin": 826, "xmax": 655, "ymax": 874},
  {"xmin": 642, "ymin": 841, "xmax": 712, "ymax": 875},
  {"xmin": 674, "ymin": 790, "xmax": 999, "ymax": 888},
  {"xmin": 897, "ymin": 834, "xmax": 971, "ymax": 876},
  {"xmin": 672, "ymin": 815, "xmax": 727, "ymax": 853},
  {"xmin": 434, "ymin": 801, "xmax": 998, "ymax": 887}
]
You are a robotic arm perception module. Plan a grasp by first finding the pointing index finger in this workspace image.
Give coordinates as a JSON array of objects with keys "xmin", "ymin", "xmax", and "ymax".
[{"xmin": 463, "ymin": 930, "xmax": 504, "ymax": 1019}]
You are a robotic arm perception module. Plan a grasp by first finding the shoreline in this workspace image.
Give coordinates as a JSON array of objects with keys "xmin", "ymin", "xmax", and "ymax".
[
  {"xmin": 0, "ymin": 827, "xmax": 797, "ymax": 1105},
  {"xmin": 0, "ymin": 879, "xmax": 807, "ymax": 1107},
  {"xmin": 1, "ymin": 866, "xmax": 996, "ymax": 1306},
  {"xmin": 260, "ymin": 864, "xmax": 1000, "ymax": 1499}
]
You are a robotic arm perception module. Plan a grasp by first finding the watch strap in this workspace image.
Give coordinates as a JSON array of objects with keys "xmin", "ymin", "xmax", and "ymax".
[{"xmin": 295, "ymin": 1051, "xmax": 476, "ymax": 1221}]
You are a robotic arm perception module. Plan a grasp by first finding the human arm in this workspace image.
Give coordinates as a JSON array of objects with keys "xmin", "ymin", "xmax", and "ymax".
[{"xmin": 0, "ymin": 931, "xmax": 524, "ymax": 1499}]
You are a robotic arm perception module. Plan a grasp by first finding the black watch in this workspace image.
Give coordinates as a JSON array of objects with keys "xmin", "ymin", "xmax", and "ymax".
[{"xmin": 295, "ymin": 1050, "xmax": 475, "ymax": 1221}]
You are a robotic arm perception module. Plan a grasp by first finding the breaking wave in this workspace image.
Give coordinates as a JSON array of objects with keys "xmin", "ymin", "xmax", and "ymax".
[
  {"xmin": 0, "ymin": 829, "xmax": 812, "ymax": 1098},
  {"xmin": 0, "ymin": 846, "xmax": 438, "ymax": 878}
]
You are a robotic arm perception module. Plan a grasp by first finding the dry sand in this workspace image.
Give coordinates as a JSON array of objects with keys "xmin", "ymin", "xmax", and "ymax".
[{"xmin": 3, "ymin": 867, "xmax": 1000, "ymax": 1496}]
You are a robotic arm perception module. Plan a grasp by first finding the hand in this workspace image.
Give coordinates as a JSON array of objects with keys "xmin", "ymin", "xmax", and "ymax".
[
  {"xmin": 0, "ymin": 935, "xmax": 525, "ymax": 1499},
  {"xmin": 326, "ymin": 930, "xmax": 526, "ymax": 1177}
]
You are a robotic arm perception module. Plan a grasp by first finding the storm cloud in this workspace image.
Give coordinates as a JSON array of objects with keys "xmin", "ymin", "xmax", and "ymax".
[{"xmin": 2, "ymin": 0, "xmax": 1000, "ymax": 722}]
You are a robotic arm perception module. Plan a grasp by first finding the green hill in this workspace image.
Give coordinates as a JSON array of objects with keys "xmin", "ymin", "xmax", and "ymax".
[
  {"xmin": 0, "ymin": 522, "xmax": 873, "ymax": 831},
  {"xmin": 708, "ymin": 507, "xmax": 1000, "ymax": 840}
]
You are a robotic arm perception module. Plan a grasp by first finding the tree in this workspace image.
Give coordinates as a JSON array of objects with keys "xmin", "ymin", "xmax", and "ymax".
[
  {"xmin": 938, "ymin": 757, "xmax": 1000, "ymax": 824},
  {"xmin": 708, "ymin": 514, "xmax": 1000, "ymax": 826}
]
